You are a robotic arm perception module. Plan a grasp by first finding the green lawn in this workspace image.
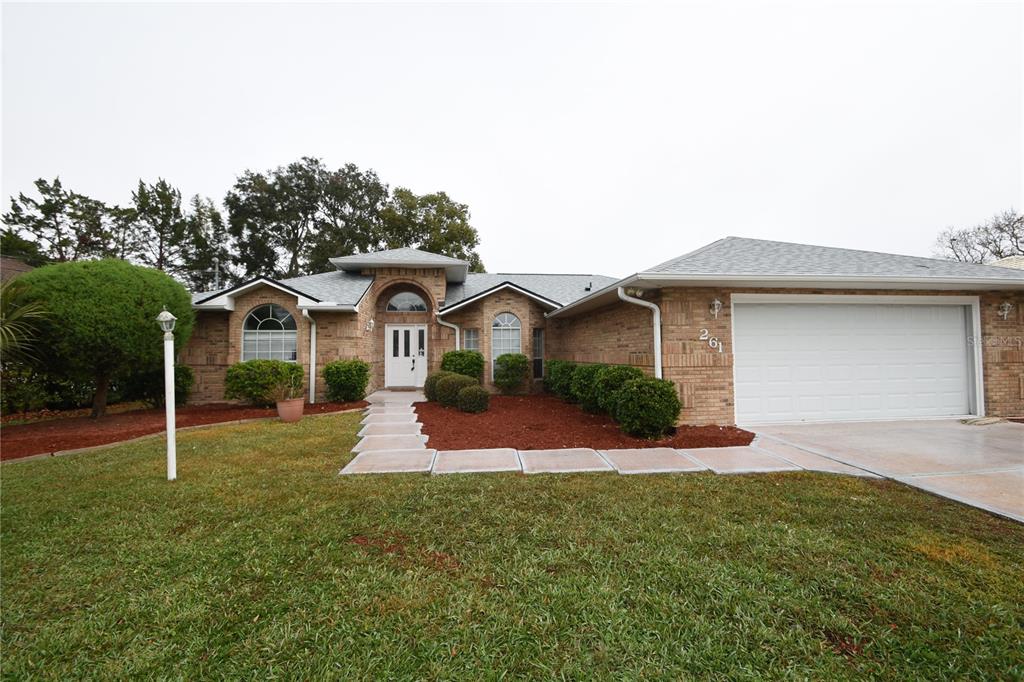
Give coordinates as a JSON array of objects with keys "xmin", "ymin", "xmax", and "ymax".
[{"xmin": 2, "ymin": 413, "xmax": 1022, "ymax": 679}]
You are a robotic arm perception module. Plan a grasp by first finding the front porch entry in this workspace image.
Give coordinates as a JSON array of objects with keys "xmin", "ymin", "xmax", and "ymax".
[{"xmin": 384, "ymin": 324, "xmax": 427, "ymax": 388}]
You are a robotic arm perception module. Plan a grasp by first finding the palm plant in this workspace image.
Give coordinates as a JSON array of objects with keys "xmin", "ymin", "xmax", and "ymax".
[{"xmin": 0, "ymin": 279, "xmax": 47, "ymax": 362}]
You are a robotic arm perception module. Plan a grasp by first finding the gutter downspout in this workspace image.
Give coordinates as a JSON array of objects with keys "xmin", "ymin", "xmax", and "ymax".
[
  {"xmin": 617, "ymin": 286, "xmax": 662, "ymax": 379},
  {"xmin": 436, "ymin": 315, "xmax": 460, "ymax": 350},
  {"xmin": 302, "ymin": 310, "xmax": 317, "ymax": 403}
]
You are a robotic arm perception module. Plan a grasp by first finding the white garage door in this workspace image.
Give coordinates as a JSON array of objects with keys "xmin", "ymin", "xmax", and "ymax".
[{"xmin": 733, "ymin": 302, "xmax": 973, "ymax": 424}]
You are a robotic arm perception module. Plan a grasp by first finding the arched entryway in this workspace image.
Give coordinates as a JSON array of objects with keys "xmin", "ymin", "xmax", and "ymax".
[{"xmin": 373, "ymin": 282, "xmax": 434, "ymax": 388}]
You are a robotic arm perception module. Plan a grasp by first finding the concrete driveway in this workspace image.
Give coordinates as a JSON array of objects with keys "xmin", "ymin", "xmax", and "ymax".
[{"xmin": 753, "ymin": 419, "xmax": 1024, "ymax": 522}]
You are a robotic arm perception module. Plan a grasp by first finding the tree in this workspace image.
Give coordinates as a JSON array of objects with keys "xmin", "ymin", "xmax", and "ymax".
[
  {"xmin": 19, "ymin": 259, "xmax": 194, "ymax": 418},
  {"xmin": 226, "ymin": 158, "xmax": 485, "ymax": 277},
  {"xmin": 225, "ymin": 157, "xmax": 327, "ymax": 279},
  {"xmin": 0, "ymin": 279, "xmax": 47, "ymax": 362},
  {"xmin": 934, "ymin": 209, "xmax": 1023, "ymax": 263},
  {"xmin": 1, "ymin": 229, "xmax": 48, "ymax": 266},
  {"xmin": 131, "ymin": 179, "xmax": 189, "ymax": 274},
  {"xmin": 381, "ymin": 188, "xmax": 485, "ymax": 271},
  {"xmin": 305, "ymin": 163, "xmax": 390, "ymax": 273},
  {"xmin": 2, "ymin": 178, "xmax": 113, "ymax": 262},
  {"xmin": 179, "ymin": 196, "xmax": 235, "ymax": 292}
]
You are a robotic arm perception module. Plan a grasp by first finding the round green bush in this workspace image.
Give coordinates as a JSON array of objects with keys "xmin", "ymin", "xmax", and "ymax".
[
  {"xmin": 594, "ymin": 364, "xmax": 647, "ymax": 414},
  {"xmin": 224, "ymin": 359, "xmax": 304, "ymax": 406},
  {"xmin": 436, "ymin": 373, "xmax": 478, "ymax": 407},
  {"xmin": 322, "ymin": 359, "xmax": 370, "ymax": 402},
  {"xmin": 569, "ymin": 363, "xmax": 608, "ymax": 413},
  {"xmin": 456, "ymin": 384, "xmax": 490, "ymax": 413},
  {"xmin": 441, "ymin": 349, "xmax": 485, "ymax": 380},
  {"xmin": 424, "ymin": 370, "xmax": 456, "ymax": 402},
  {"xmin": 544, "ymin": 359, "xmax": 577, "ymax": 400},
  {"xmin": 19, "ymin": 258, "xmax": 194, "ymax": 417},
  {"xmin": 612, "ymin": 377, "xmax": 682, "ymax": 438},
  {"xmin": 493, "ymin": 353, "xmax": 530, "ymax": 394}
]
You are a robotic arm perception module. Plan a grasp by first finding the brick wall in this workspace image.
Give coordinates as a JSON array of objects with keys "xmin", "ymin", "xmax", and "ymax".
[
  {"xmin": 550, "ymin": 287, "xmax": 1024, "ymax": 425},
  {"xmin": 441, "ymin": 291, "xmax": 549, "ymax": 392}
]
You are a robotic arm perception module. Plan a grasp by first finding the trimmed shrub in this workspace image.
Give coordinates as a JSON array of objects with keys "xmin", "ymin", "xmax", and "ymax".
[
  {"xmin": 225, "ymin": 360, "xmax": 304, "ymax": 407},
  {"xmin": 493, "ymin": 353, "xmax": 530, "ymax": 394},
  {"xmin": 457, "ymin": 384, "xmax": 490, "ymax": 413},
  {"xmin": 424, "ymin": 370, "xmax": 456, "ymax": 402},
  {"xmin": 612, "ymin": 377, "xmax": 682, "ymax": 438},
  {"xmin": 594, "ymin": 364, "xmax": 647, "ymax": 414},
  {"xmin": 544, "ymin": 359, "xmax": 577, "ymax": 400},
  {"xmin": 19, "ymin": 258, "xmax": 194, "ymax": 418},
  {"xmin": 120, "ymin": 365, "xmax": 194, "ymax": 407},
  {"xmin": 322, "ymin": 359, "xmax": 370, "ymax": 402},
  {"xmin": 441, "ymin": 350, "xmax": 485, "ymax": 380},
  {"xmin": 569, "ymin": 363, "xmax": 608, "ymax": 413},
  {"xmin": 436, "ymin": 373, "xmax": 478, "ymax": 407}
]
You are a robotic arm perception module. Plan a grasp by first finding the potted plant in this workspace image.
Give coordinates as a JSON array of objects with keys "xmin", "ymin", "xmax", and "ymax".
[{"xmin": 271, "ymin": 372, "xmax": 305, "ymax": 423}]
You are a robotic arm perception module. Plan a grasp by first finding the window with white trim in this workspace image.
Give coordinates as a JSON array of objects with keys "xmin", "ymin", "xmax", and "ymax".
[
  {"xmin": 386, "ymin": 292, "xmax": 428, "ymax": 312},
  {"xmin": 532, "ymin": 328, "xmax": 544, "ymax": 379},
  {"xmin": 242, "ymin": 304, "xmax": 297, "ymax": 362},
  {"xmin": 463, "ymin": 328, "xmax": 480, "ymax": 351},
  {"xmin": 491, "ymin": 312, "xmax": 521, "ymax": 377}
]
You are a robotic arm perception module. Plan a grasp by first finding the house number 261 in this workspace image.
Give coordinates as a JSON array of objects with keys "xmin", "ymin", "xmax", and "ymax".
[{"xmin": 699, "ymin": 329, "xmax": 724, "ymax": 353}]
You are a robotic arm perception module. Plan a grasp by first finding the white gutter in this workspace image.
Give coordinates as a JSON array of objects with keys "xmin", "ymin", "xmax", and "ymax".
[
  {"xmin": 617, "ymin": 286, "xmax": 662, "ymax": 379},
  {"xmin": 435, "ymin": 315, "xmax": 460, "ymax": 350},
  {"xmin": 301, "ymin": 310, "xmax": 317, "ymax": 403}
]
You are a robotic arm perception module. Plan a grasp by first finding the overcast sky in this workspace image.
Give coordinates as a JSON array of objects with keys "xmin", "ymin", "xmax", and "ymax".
[{"xmin": 3, "ymin": 1, "xmax": 1021, "ymax": 278}]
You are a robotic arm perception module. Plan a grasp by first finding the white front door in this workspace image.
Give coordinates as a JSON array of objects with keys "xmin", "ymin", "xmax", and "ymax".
[{"xmin": 385, "ymin": 324, "xmax": 428, "ymax": 388}]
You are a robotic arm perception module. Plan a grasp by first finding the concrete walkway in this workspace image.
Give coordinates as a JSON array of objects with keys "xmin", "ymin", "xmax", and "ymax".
[{"xmin": 341, "ymin": 392, "xmax": 879, "ymax": 479}]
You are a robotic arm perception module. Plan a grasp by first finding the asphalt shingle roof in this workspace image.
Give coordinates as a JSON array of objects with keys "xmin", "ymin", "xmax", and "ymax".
[
  {"xmin": 443, "ymin": 273, "xmax": 620, "ymax": 309},
  {"xmin": 193, "ymin": 271, "xmax": 615, "ymax": 308},
  {"xmin": 643, "ymin": 237, "xmax": 1024, "ymax": 281},
  {"xmin": 330, "ymin": 247, "xmax": 468, "ymax": 267}
]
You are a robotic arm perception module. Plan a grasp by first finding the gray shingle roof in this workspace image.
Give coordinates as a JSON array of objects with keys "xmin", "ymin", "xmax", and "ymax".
[
  {"xmin": 330, "ymin": 247, "xmax": 468, "ymax": 267},
  {"xmin": 643, "ymin": 237, "xmax": 1024, "ymax": 281},
  {"xmin": 193, "ymin": 271, "xmax": 615, "ymax": 309},
  {"xmin": 443, "ymin": 273, "xmax": 619, "ymax": 309}
]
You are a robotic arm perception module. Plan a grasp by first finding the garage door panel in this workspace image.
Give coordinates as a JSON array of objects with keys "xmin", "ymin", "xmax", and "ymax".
[{"xmin": 733, "ymin": 303, "xmax": 971, "ymax": 423}]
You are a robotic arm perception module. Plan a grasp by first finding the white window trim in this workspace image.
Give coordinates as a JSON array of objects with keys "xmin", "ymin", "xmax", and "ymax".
[
  {"xmin": 242, "ymin": 304, "xmax": 299, "ymax": 363},
  {"xmin": 728, "ymin": 293, "xmax": 985, "ymax": 424}
]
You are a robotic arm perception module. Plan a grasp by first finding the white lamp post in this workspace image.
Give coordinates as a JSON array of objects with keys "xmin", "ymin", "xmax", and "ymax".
[{"xmin": 156, "ymin": 307, "xmax": 178, "ymax": 481}]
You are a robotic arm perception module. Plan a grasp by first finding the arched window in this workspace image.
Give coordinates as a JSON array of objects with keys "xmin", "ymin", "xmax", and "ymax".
[
  {"xmin": 386, "ymin": 291, "xmax": 428, "ymax": 312},
  {"xmin": 491, "ymin": 312, "xmax": 521, "ymax": 377},
  {"xmin": 242, "ymin": 304, "xmax": 297, "ymax": 362}
]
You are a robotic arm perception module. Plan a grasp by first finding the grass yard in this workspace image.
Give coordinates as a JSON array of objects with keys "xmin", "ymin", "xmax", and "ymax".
[{"xmin": 2, "ymin": 413, "xmax": 1022, "ymax": 679}]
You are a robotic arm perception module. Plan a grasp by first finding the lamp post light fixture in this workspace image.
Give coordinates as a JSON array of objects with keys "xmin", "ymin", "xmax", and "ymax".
[{"xmin": 156, "ymin": 307, "xmax": 178, "ymax": 481}]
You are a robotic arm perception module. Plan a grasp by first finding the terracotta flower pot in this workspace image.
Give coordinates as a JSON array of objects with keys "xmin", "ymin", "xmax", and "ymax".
[{"xmin": 276, "ymin": 398, "xmax": 305, "ymax": 423}]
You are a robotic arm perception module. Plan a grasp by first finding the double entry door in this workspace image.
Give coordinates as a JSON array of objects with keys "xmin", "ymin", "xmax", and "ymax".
[{"xmin": 384, "ymin": 324, "xmax": 427, "ymax": 388}]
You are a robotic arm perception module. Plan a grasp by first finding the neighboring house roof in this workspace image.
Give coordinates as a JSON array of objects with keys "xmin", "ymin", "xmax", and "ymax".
[
  {"xmin": 550, "ymin": 236, "xmax": 1024, "ymax": 318},
  {"xmin": 992, "ymin": 255, "xmax": 1024, "ymax": 270},
  {"xmin": 0, "ymin": 257, "xmax": 35, "ymax": 282},
  {"xmin": 329, "ymin": 247, "xmax": 470, "ymax": 283}
]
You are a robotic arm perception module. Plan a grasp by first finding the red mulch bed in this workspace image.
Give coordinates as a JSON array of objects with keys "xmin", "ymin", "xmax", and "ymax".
[
  {"xmin": 0, "ymin": 401, "xmax": 366, "ymax": 461},
  {"xmin": 417, "ymin": 394, "xmax": 753, "ymax": 450}
]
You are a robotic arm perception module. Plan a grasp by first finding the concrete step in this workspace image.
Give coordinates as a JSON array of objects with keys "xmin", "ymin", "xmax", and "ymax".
[
  {"xmin": 340, "ymin": 449, "xmax": 437, "ymax": 475},
  {"xmin": 352, "ymin": 434, "xmax": 429, "ymax": 453},
  {"xmin": 361, "ymin": 414, "xmax": 418, "ymax": 426},
  {"xmin": 357, "ymin": 422, "xmax": 423, "ymax": 437}
]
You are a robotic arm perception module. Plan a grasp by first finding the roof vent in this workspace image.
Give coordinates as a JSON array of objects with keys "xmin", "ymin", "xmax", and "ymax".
[{"xmin": 585, "ymin": 281, "xmax": 592, "ymax": 291}]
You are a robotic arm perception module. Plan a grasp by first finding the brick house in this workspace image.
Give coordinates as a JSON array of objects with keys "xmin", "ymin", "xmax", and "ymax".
[{"xmin": 186, "ymin": 238, "xmax": 1024, "ymax": 425}]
